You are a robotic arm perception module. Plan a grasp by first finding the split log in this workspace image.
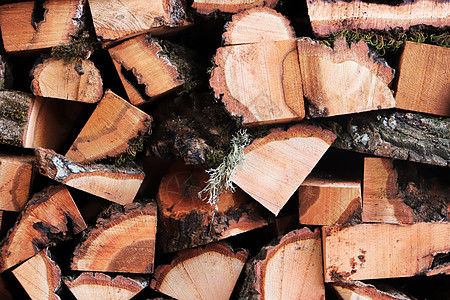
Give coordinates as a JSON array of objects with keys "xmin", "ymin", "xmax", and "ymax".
[
  {"xmin": 0, "ymin": 154, "xmax": 34, "ymax": 212},
  {"xmin": 395, "ymin": 41, "xmax": 450, "ymax": 117},
  {"xmin": 109, "ymin": 36, "xmax": 185, "ymax": 105},
  {"xmin": 330, "ymin": 280, "xmax": 414, "ymax": 300},
  {"xmin": 12, "ymin": 248, "xmax": 61, "ymax": 300},
  {"xmin": 64, "ymin": 272, "xmax": 147, "ymax": 300},
  {"xmin": 232, "ymin": 124, "xmax": 336, "ymax": 215},
  {"xmin": 210, "ymin": 39, "xmax": 304, "ymax": 125},
  {"xmin": 239, "ymin": 228, "xmax": 324, "ymax": 299},
  {"xmin": 297, "ymin": 36, "xmax": 396, "ymax": 118},
  {"xmin": 65, "ymin": 90, "xmax": 152, "ymax": 164},
  {"xmin": 193, "ymin": 0, "xmax": 278, "ymax": 15},
  {"xmin": 89, "ymin": 0, "xmax": 189, "ymax": 44},
  {"xmin": 0, "ymin": 0, "xmax": 85, "ymax": 52},
  {"xmin": 150, "ymin": 242, "xmax": 248, "ymax": 300},
  {"xmin": 71, "ymin": 202, "xmax": 157, "ymax": 273},
  {"xmin": 307, "ymin": 0, "xmax": 450, "ymax": 37},
  {"xmin": 35, "ymin": 148, "xmax": 145, "ymax": 205},
  {"xmin": 0, "ymin": 185, "xmax": 86, "ymax": 272},
  {"xmin": 222, "ymin": 8, "xmax": 294, "ymax": 45},
  {"xmin": 362, "ymin": 157, "xmax": 449, "ymax": 224},
  {"xmin": 298, "ymin": 174, "xmax": 362, "ymax": 226},
  {"xmin": 157, "ymin": 164, "xmax": 271, "ymax": 253},
  {"xmin": 322, "ymin": 222, "xmax": 450, "ymax": 282},
  {"xmin": 31, "ymin": 58, "xmax": 103, "ymax": 104}
]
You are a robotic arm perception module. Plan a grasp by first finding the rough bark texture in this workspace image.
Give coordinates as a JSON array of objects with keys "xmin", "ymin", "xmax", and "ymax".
[
  {"xmin": 330, "ymin": 280, "xmax": 413, "ymax": 300},
  {"xmin": 193, "ymin": 0, "xmax": 279, "ymax": 15},
  {"xmin": 0, "ymin": 90, "xmax": 32, "ymax": 147}
]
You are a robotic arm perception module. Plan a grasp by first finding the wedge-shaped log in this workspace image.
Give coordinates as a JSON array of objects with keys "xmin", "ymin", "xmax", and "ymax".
[
  {"xmin": 240, "ymin": 228, "xmax": 324, "ymax": 299},
  {"xmin": 0, "ymin": 185, "xmax": 86, "ymax": 272},
  {"xmin": 72, "ymin": 202, "xmax": 157, "ymax": 273},
  {"xmin": 65, "ymin": 90, "xmax": 152, "ymax": 163},
  {"xmin": 0, "ymin": 0, "xmax": 85, "ymax": 52},
  {"xmin": 322, "ymin": 222, "xmax": 450, "ymax": 282},
  {"xmin": 222, "ymin": 7, "xmax": 293, "ymax": 45},
  {"xmin": 211, "ymin": 40, "xmax": 304, "ymax": 125},
  {"xmin": 31, "ymin": 58, "xmax": 103, "ymax": 103},
  {"xmin": 395, "ymin": 41, "xmax": 450, "ymax": 117},
  {"xmin": 64, "ymin": 272, "xmax": 147, "ymax": 300},
  {"xmin": 157, "ymin": 164, "xmax": 271, "ymax": 253},
  {"xmin": 193, "ymin": 0, "xmax": 278, "ymax": 14},
  {"xmin": 363, "ymin": 157, "xmax": 449, "ymax": 224},
  {"xmin": 12, "ymin": 248, "xmax": 61, "ymax": 300},
  {"xmin": 233, "ymin": 124, "xmax": 336, "ymax": 215},
  {"xmin": 0, "ymin": 154, "xmax": 34, "ymax": 211},
  {"xmin": 330, "ymin": 280, "xmax": 413, "ymax": 300},
  {"xmin": 36, "ymin": 148, "xmax": 145, "ymax": 205},
  {"xmin": 307, "ymin": 0, "xmax": 450, "ymax": 37},
  {"xmin": 298, "ymin": 175, "xmax": 362, "ymax": 225},
  {"xmin": 151, "ymin": 242, "xmax": 248, "ymax": 300}
]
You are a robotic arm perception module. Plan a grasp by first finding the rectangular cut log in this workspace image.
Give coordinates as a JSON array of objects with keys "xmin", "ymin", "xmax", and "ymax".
[
  {"xmin": 322, "ymin": 223, "xmax": 450, "ymax": 282},
  {"xmin": 0, "ymin": 0, "xmax": 85, "ymax": 52},
  {"xmin": 395, "ymin": 42, "xmax": 450, "ymax": 117}
]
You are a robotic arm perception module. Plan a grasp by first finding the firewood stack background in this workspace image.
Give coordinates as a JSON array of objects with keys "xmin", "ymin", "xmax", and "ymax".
[{"xmin": 0, "ymin": 0, "xmax": 448, "ymax": 299}]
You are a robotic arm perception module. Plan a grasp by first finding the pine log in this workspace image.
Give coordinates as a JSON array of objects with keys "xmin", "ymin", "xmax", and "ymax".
[
  {"xmin": 65, "ymin": 90, "xmax": 152, "ymax": 164},
  {"xmin": 211, "ymin": 39, "xmax": 304, "ymax": 125},
  {"xmin": 31, "ymin": 58, "xmax": 103, "ymax": 104},
  {"xmin": 12, "ymin": 248, "xmax": 61, "ymax": 300},
  {"xmin": 71, "ymin": 202, "xmax": 157, "ymax": 273},
  {"xmin": 307, "ymin": 0, "xmax": 450, "ymax": 37},
  {"xmin": 0, "ymin": 0, "xmax": 85, "ymax": 52},
  {"xmin": 322, "ymin": 222, "xmax": 450, "ymax": 282},
  {"xmin": 193, "ymin": 0, "xmax": 278, "ymax": 14},
  {"xmin": 298, "ymin": 175, "xmax": 362, "ymax": 226},
  {"xmin": 150, "ymin": 242, "xmax": 248, "ymax": 300},
  {"xmin": 297, "ymin": 36, "xmax": 396, "ymax": 118},
  {"xmin": 239, "ymin": 228, "xmax": 324, "ymax": 299},
  {"xmin": 64, "ymin": 272, "xmax": 147, "ymax": 300},
  {"xmin": 232, "ymin": 124, "xmax": 336, "ymax": 215},
  {"xmin": 362, "ymin": 157, "xmax": 449, "ymax": 224},
  {"xmin": 0, "ymin": 154, "xmax": 34, "ymax": 212},
  {"xmin": 395, "ymin": 41, "xmax": 450, "ymax": 117},
  {"xmin": 222, "ymin": 7, "xmax": 294, "ymax": 45},
  {"xmin": 157, "ymin": 164, "xmax": 271, "ymax": 253},
  {"xmin": 89, "ymin": 0, "xmax": 189, "ymax": 44},
  {"xmin": 109, "ymin": 36, "xmax": 185, "ymax": 105},
  {"xmin": 0, "ymin": 185, "xmax": 86, "ymax": 272},
  {"xmin": 35, "ymin": 148, "xmax": 145, "ymax": 205},
  {"xmin": 330, "ymin": 280, "xmax": 414, "ymax": 300}
]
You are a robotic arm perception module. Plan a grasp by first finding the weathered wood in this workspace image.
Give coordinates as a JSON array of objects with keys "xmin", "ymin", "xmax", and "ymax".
[
  {"xmin": 297, "ymin": 36, "xmax": 396, "ymax": 118},
  {"xmin": 64, "ymin": 272, "xmax": 147, "ymax": 300},
  {"xmin": 35, "ymin": 148, "xmax": 145, "ymax": 205},
  {"xmin": 240, "ymin": 228, "xmax": 324, "ymax": 299},
  {"xmin": 233, "ymin": 124, "xmax": 336, "ymax": 215},
  {"xmin": 12, "ymin": 248, "xmax": 61, "ymax": 300},
  {"xmin": 322, "ymin": 222, "xmax": 450, "ymax": 282},
  {"xmin": 307, "ymin": 0, "xmax": 450, "ymax": 37},
  {"xmin": 193, "ymin": 0, "xmax": 278, "ymax": 14},
  {"xmin": 211, "ymin": 39, "xmax": 304, "ymax": 125},
  {"xmin": 31, "ymin": 58, "xmax": 103, "ymax": 103},
  {"xmin": 395, "ymin": 41, "xmax": 450, "ymax": 117},
  {"xmin": 71, "ymin": 202, "xmax": 157, "ymax": 273},
  {"xmin": 0, "ymin": 185, "xmax": 86, "ymax": 272},
  {"xmin": 151, "ymin": 242, "xmax": 248, "ymax": 300},
  {"xmin": 0, "ymin": 154, "xmax": 34, "ymax": 212},
  {"xmin": 330, "ymin": 280, "xmax": 414, "ymax": 300},
  {"xmin": 157, "ymin": 164, "xmax": 271, "ymax": 253},
  {"xmin": 65, "ymin": 90, "xmax": 152, "ymax": 163},
  {"xmin": 0, "ymin": 0, "xmax": 85, "ymax": 52}
]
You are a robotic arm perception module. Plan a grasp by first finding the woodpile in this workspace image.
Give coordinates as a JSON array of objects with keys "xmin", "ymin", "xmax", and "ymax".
[{"xmin": 0, "ymin": 0, "xmax": 448, "ymax": 299}]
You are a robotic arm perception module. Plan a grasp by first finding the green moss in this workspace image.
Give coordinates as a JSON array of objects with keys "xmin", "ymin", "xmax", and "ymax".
[
  {"xmin": 111, "ymin": 135, "xmax": 146, "ymax": 167},
  {"xmin": 51, "ymin": 31, "xmax": 97, "ymax": 63},
  {"xmin": 206, "ymin": 150, "xmax": 226, "ymax": 168},
  {"xmin": 1, "ymin": 101, "xmax": 28, "ymax": 124}
]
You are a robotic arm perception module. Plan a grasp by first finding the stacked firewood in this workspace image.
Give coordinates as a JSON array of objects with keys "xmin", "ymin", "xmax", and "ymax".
[{"xmin": 0, "ymin": 0, "xmax": 448, "ymax": 299}]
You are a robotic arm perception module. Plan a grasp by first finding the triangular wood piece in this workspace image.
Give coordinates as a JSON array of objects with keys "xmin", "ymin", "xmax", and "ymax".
[
  {"xmin": 36, "ymin": 148, "xmax": 145, "ymax": 205},
  {"xmin": 31, "ymin": 58, "xmax": 103, "ymax": 103},
  {"xmin": 71, "ymin": 202, "xmax": 157, "ymax": 273},
  {"xmin": 64, "ymin": 272, "xmax": 147, "ymax": 300},
  {"xmin": 0, "ymin": 185, "xmax": 86, "ymax": 272},
  {"xmin": 297, "ymin": 36, "xmax": 395, "ymax": 117},
  {"xmin": 330, "ymin": 280, "xmax": 413, "ymax": 300},
  {"xmin": 12, "ymin": 248, "xmax": 61, "ymax": 300},
  {"xmin": 232, "ymin": 124, "xmax": 336, "ymax": 215},
  {"xmin": 150, "ymin": 242, "xmax": 248, "ymax": 300},
  {"xmin": 239, "ymin": 228, "xmax": 324, "ymax": 299}
]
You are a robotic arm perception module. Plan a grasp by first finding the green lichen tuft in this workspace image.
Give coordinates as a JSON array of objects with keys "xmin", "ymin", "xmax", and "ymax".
[
  {"xmin": 112, "ymin": 135, "xmax": 146, "ymax": 167},
  {"xmin": 206, "ymin": 150, "xmax": 226, "ymax": 169},
  {"xmin": 51, "ymin": 31, "xmax": 97, "ymax": 63}
]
